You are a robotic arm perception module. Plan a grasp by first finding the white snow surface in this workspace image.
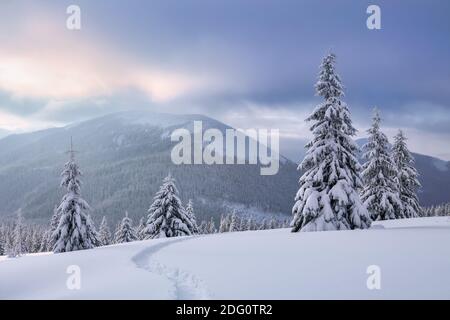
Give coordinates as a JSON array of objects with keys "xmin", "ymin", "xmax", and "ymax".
[{"xmin": 1, "ymin": 217, "xmax": 449, "ymax": 299}]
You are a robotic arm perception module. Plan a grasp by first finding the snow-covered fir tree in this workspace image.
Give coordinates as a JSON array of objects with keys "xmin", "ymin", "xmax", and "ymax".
[
  {"xmin": 208, "ymin": 217, "xmax": 216, "ymax": 234},
  {"xmin": 291, "ymin": 53, "xmax": 371, "ymax": 232},
  {"xmin": 142, "ymin": 174, "xmax": 195, "ymax": 239},
  {"xmin": 10, "ymin": 210, "xmax": 25, "ymax": 257},
  {"xmin": 137, "ymin": 217, "xmax": 146, "ymax": 240},
  {"xmin": 361, "ymin": 110, "xmax": 403, "ymax": 220},
  {"xmin": 31, "ymin": 229, "xmax": 42, "ymax": 253},
  {"xmin": 114, "ymin": 212, "xmax": 138, "ymax": 243},
  {"xmin": 24, "ymin": 227, "xmax": 34, "ymax": 253},
  {"xmin": 198, "ymin": 221, "xmax": 208, "ymax": 234},
  {"xmin": 269, "ymin": 218, "xmax": 278, "ymax": 229},
  {"xmin": 98, "ymin": 216, "xmax": 112, "ymax": 246},
  {"xmin": 52, "ymin": 140, "xmax": 99, "ymax": 253},
  {"xmin": 219, "ymin": 214, "xmax": 230, "ymax": 233},
  {"xmin": 228, "ymin": 212, "xmax": 239, "ymax": 232},
  {"xmin": 40, "ymin": 206, "xmax": 60, "ymax": 252},
  {"xmin": 259, "ymin": 219, "xmax": 268, "ymax": 230},
  {"xmin": 0, "ymin": 225, "xmax": 5, "ymax": 255},
  {"xmin": 392, "ymin": 130, "xmax": 423, "ymax": 218},
  {"xmin": 4, "ymin": 226, "xmax": 13, "ymax": 257},
  {"xmin": 244, "ymin": 217, "xmax": 253, "ymax": 231},
  {"xmin": 185, "ymin": 199, "xmax": 199, "ymax": 234}
]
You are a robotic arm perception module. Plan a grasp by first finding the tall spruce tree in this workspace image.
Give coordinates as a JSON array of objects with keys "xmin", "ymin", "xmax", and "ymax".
[
  {"xmin": 115, "ymin": 212, "xmax": 137, "ymax": 243},
  {"xmin": 291, "ymin": 53, "xmax": 371, "ymax": 232},
  {"xmin": 392, "ymin": 130, "xmax": 422, "ymax": 218},
  {"xmin": 142, "ymin": 174, "xmax": 195, "ymax": 239},
  {"xmin": 52, "ymin": 139, "xmax": 99, "ymax": 253},
  {"xmin": 361, "ymin": 110, "xmax": 403, "ymax": 220}
]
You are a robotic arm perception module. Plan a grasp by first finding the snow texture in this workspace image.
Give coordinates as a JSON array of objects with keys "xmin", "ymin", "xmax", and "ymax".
[{"xmin": 1, "ymin": 217, "xmax": 449, "ymax": 299}]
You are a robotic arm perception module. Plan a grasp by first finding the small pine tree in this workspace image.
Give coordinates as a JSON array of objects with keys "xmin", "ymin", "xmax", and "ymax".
[
  {"xmin": 291, "ymin": 53, "xmax": 371, "ymax": 232},
  {"xmin": 24, "ymin": 227, "xmax": 34, "ymax": 253},
  {"xmin": 142, "ymin": 174, "xmax": 195, "ymax": 239},
  {"xmin": 392, "ymin": 130, "xmax": 423, "ymax": 218},
  {"xmin": 5, "ymin": 229, "xmax": 14, "ymax": 257},
  {"xmin": 229, "ymin": 212, "xmax": 238, "ymax": 232},
  {"xmin": 361, "ymin": 110, "xmax": 403, "ymax": 220},
  {"xmin": 219, "ymin": 214, "xmax": 230, "ymax": 233},
  {"xmin": 0, "ymin": 225, "xmax": 5, "ymax": 256},
  {"xmin": 31, "ymin": 229, "xmax": 42, "ymax": 253},
  {"xmin": 198, "ymin": 221, "xmax": 208, "ymax": 234},
  {"xmin": 208, "ymin": 217, "xmax": 216, "ymax": 234},
  {"xmin": 137, "ymin": 217, "xmax": 146, "ymax": 240},
  {"xmin": 10, "ymin": 210, "xmax": 25, "ymax": 257},
  {"xmin": 259, "ymin": 219, "xmax": 268, "ymax": 230},
  {"xmin": 185, "ymin": 199, "xmax": 199, "ymax": 234},
  {"xmin": 98, "ymin": 216, "xmax": 112, "ymax": 246},
  {"xmin": 244, "ymin": 217, "xmax": 253, "ymax": 231},
  {"xmin": 115, "ymin": 212, "xmax": 138, "ymax": 243},
  {"xmin": 269, "ymin": 218, "xmax": 278, "ymax": 229},
  {"xmin": 52, "ymin": 140, "xmax": 99, "ymax": 253}
]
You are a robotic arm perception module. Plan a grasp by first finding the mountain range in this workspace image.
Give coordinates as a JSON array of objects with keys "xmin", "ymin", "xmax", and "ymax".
[{"xmin": 0, "ymin": 110, "xmax": 447, "ymax": 226}]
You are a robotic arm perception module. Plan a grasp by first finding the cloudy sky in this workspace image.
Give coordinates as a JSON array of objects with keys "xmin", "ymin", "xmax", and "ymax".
[{"xmin": 0, "ymin": 0, "xmax": 449, "ymax": 160}]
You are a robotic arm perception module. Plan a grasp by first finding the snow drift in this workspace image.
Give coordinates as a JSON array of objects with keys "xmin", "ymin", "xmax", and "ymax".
[{"xmin": 0, "ymin": 217, "xmax": 449, "ymax": 299}]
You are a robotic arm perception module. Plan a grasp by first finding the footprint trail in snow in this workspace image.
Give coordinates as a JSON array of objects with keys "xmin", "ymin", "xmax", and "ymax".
[{"xmin": 132, "ymin": 237, "xmax": 212, "ymax": 300}]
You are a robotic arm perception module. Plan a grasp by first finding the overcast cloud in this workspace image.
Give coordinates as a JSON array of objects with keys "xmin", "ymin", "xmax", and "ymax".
[{"xmin": 0, "ymin": 0, "xmax": 449, "ymax": 159}]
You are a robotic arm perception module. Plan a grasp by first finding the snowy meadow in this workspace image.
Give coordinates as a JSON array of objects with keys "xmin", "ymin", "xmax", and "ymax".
[{"xmin": 0, "ymin": 51, "xmax": 449, "ymax": 300}]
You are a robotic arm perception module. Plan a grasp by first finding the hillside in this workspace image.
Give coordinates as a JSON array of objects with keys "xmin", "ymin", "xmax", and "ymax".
[
  {"xmin": 1, "ymin": 217, "xmax": 449, "ymax": 299},
  {"xmin": 0, "ymin": 111, "xmax": 448, "ymax": 226},
  {"xmin": 0, "ymin": 111, "xmax": 297, "ymax": 225}
]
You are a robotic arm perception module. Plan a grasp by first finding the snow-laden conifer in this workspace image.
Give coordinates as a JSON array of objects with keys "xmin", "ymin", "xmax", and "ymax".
[
  {"xmin": 228, "ymin": 212, "xmax": 238, "ymax": 232},
  {"xmin": 98, "ymin": 216, "xmax": 112, "ymax": 246},
  {"xmin": 10, "ymin": 210, "xmax": 25, "ymax": 257},
  {"xmin": 392, "ymin": 130, "xmax": 423, "ymax": 218},
  {"xmin": 219, "ymin": 214, "xmax": 230, "ymax": 233},
  {"xmin": 361, "ymin": 110, "xmax": 403, "ymax": 220},
  {"xmin": 43, "ymin": 206, "xmax": 61, "ymax": 251},
  {"xmin": 52, "ymin": 140, "xmax": 99, "ymax": 253},
  {"xmin": 208, "ymin": 217, "xmax": 216, "ymax": 234},
  {"xmin": 0, "ymin": 225, "xmax": 7, "ymax": 256},
  {"xmin": 142, "ymin": 174, "xmax": 195, "ymax": 239},
  {"xmin": 185, "ymin": 199, "xmax": 199, "ymax": 234},
  {"xmin": 115, "ymin": 212, "xmax": 138, "ymax": 243},
  {"xmin": 198, "ymin": 221, "xmax": 208, "ymax": 234},
  {"xmin": 245, "ymin": 217, "xmax": 254, "ymax": 231},
  {"xmin": 137, "ymin": 217, "xmax": 146, "ymax": 240},
  {"xmin": 292, "ymin": 53, "xmax": 371, "ymax": 232}
]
